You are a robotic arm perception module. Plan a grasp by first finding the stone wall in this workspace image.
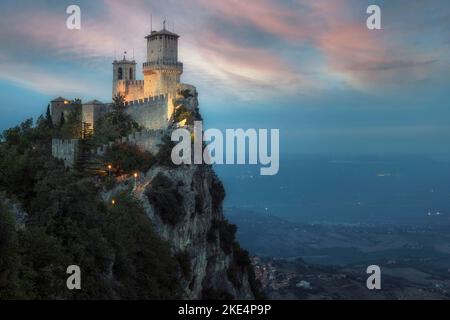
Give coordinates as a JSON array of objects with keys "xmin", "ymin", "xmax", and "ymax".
[
  {"xmin": 51, "ymin": 139, "xmax": 79, "ymax": 167},
  {"xmin": 113, "ymin": 79, "xmax": 145, "ymax": 101},
  {"xmin": 143, "ymin": 63, "xmax": 182, "ymax": 97},
  {"xmin": 82, "ymin": 101, "xmax": 112, "ymax": 133},
  {"xmin": 125, "ymin": 94, "xmax": 170, "ymax": 130},
  {"xmin": 94, "ymin": 129, "xmax": 165, "ymax": 156},
  {"xmin": 50, "ymin": 100, "xmax": 79, "ymax": 126}
]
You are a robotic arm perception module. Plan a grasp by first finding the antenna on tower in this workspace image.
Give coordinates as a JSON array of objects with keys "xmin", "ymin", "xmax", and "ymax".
[
  {"xmin": 163, "ymin": 18, "xmax": 166, "ymax": 30},
  {"xmin": 150, "ymin": 14, "xmax": 153, "ymax": 32},
  {"xmin": 132, "ymin": 48, "xmax": 135, "ymax": 60}
]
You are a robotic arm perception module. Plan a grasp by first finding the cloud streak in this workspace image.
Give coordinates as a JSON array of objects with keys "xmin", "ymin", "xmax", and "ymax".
[{"xmin": 0, "ymin": 0, "xmax": 448, "ymax": 100}]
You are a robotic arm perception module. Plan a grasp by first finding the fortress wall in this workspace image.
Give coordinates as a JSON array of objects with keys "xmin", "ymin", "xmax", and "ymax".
[
  {"xmin": 82, "ymin": 103, "xmax": 112, "ymax": 131},
  {"xmin": 130, "ymin": 130, "xmax": 165, "ymax": 154},
  {"xmin": 125, "ymin": 95, "xmax": 169, "ymax": 130},
  {"xmin": 113, "ymin": 80, "xmax": 145, "ymax": 101},
  {"xmin": 50, "ymin": 104, "xmax": 66, "ymax": 125},
  {"xmin": 144, "ymin": 70, "xmax": 180, "ymax": 97},
  {"xmin": 124, "ymin": 80, "xmax": 145, "ymax": 101},
  {"xmin": 52, "ymin": 139, "xmax": 79, "ymax": 167},
  {"xmin": 51, "ymin": 102, "xmax": 80, "ymax": 126},
  {"xmin": 95, "ymin": 129, "xmax": 165, "ymax": 156}
]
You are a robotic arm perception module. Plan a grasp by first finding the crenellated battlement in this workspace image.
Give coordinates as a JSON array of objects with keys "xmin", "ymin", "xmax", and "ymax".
[
  {"xmin": 117, "ymin": 79, "xmax": 145, "ymax": 87},
  {"xmin": 124, "ymin": 94, "xmax": 168, "ymax": 107},
  {"xmin": 142, "ymin": 61, "xmax": 183, "ymax": 74},
  {"xmin": 112, "ymin": 26, "xmax": 182, "ymax": 110},
  {"xmin": 52, "ymin": 138, "xmax": 79, "ymax": 167}
]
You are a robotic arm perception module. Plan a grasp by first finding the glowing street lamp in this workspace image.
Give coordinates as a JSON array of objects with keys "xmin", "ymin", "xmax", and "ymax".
[
  {"xmin": 111, "ymin": 199, "xmax": 116, "ymax": 205},
  {"xmin": 107, "ymin": 164, "xmax": 112, "ymax": 176},
  {"xmin": 134, "ymin": 172, "xmax": 138, "ymax": 188}
]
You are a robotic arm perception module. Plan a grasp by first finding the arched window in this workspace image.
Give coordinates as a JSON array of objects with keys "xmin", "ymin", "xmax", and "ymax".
[
  {"xmin": 118, "ymin": 67, "xmax": 123, "ymax": 80},
  {"xmin": 129, "ymin": 68, "xmax": 133, "ymax": 80}
]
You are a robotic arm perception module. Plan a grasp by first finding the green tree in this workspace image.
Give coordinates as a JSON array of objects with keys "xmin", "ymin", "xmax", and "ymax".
[
  {"xmin": 45, "ymin": 104, "xmax": 53, "ymax": 129},
  {"xmin": 105, "ymin": 192, "xmax": 181, "ymax": 299},
  {"xmin": 103, "ymin": 143, "xmax": 155, "ymax": 174},
  {"xmin": 0, "ymin": 195, "xmax": 22, "ymax": 298},
  {"xmin": 91, "ymin": 94, "xmax": 140, "ymax": 146},
  {"xmin": 60, "ymin": 107, "xmax": 82, "ymax": 139}
]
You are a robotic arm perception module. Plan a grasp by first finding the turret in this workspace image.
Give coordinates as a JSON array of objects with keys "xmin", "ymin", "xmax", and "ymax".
[
  {"xmin": 112, "ymin": 54, "xmax": 136, "ymax": 98},
  {"xmin": 143, "ymin": 23, "xmax": 183, "ymax": 97}
]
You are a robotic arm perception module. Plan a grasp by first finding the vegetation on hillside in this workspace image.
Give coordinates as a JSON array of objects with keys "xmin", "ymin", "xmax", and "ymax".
[
  {"xmin": 0, "ymin": 116, "xmax": 180, "ymax": 299},
  {"xmin": 59, "ymin": 99, "xmax": 82, "ymax": 139},
  {"xmin": 0, "ymin": 99, "xmax": 263, "ymax": 300},
  {"xmin": 103, "ymin": 143, "xmax": 155, "ymax": 175},
  {"xmin": 145, "ymin": 173, "xmax": 185, "ymax": 226},
  {"xmin": 89, "ymin": 94, "xmax": 141, "ymax": 146}
]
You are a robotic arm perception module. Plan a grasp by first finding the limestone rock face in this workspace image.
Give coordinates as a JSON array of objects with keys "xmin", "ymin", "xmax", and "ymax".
[
  {"xmin": 134, "ymin": 164, "xmax": 255, "ymax": 299},
  {"xmin": 126, "ymin": 85, "xmax": 255, "ymax": 299},
  {"xmin": 105, "ymin": 85, "xmax": 256, "ymax": 299}
]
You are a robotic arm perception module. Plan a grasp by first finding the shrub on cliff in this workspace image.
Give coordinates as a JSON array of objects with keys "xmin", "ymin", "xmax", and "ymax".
[
  {"xmin": 145, "ymin": 173, "xmax": 184, "ymax": 226},
  {"xmin": 179, "ymin": 89, "xmax": 194, "ymax": 99},
  {"xmin": 155, "ymin": 135, "xmax": 177, "ymax": 167},
  {"xmin": 210, "ymin": 218, "xmax": 266, "ymax": 299},
  {"xmin": 90, "ymin": 95, "xmax": 140, "ymax": 146},
  {"xmin": 103, "ymin": 143, "xmax": 155, "ymax": 175},
  {"xmin": 105, "ymin": 192, "xmax": 181, "ymax": 299},
  {"xmin": 173, "ymin": 105, "xmax": 195, "ymax": 125},
  {"xmin": 175, "ymin": 251, "xmax": 192, "ymax": 280},
  {"xmin": 211, "ymin": 175, "xmax": 226, "ymax": 212}
]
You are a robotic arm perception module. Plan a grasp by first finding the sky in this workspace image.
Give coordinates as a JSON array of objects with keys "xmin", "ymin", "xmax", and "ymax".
[{"xmin": 0, "ymin": 0, "xmax": 449, "ymax": 156}]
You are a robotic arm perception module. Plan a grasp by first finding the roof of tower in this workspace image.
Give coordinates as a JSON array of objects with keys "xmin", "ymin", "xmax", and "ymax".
[
  {"xmin": 112, "ymin": 57, "xmax": 136, "ymax": 64},
  {"xmin": 51, "ymin": 96, "xmax": 68, "ymax": 102},
  {"xmin": 145, "ymin": 28, "xmax": 179, "ymax": 39},
  {"xmin": 84, "ymin": 99, "xmax": 104, "ymax": 105}
]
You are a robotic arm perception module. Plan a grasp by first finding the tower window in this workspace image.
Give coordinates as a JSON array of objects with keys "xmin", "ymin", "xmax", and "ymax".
[
  {"xmin": 129, "ymin": 68, "xmax": 133, "ymax": 79},
  {"xmin": 118, "ymin": 67, "xmax": 123, "ymax": 80}
]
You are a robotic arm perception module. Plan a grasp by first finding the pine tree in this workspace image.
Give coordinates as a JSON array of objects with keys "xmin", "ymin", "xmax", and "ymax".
[
  {"xmin": 45, "ymin": 104, "xmax": 53, "ymax": 128},
  {"xmin": 59, "ymin": 112, "xmax": 65, "ymax": 128}
]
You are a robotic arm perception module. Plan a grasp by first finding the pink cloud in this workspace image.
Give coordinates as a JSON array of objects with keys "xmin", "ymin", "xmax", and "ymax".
[
  {"xmin": 0, "ymin": 0, "xmax": 446, "ymax": 99},
  {"xmin": 191, "ymin": 0, "xmax": 442, "ymax": 91}
]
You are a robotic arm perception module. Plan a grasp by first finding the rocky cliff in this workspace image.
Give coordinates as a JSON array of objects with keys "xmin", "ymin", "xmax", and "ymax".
[
  {"xmin": 103, "ymin": 85, "xmax": 259, "ymax": 299},
  {"xmin": 138, "ymin": 165, "xmax": 255, "ymax": 299},
  {"xmin": 0, "ymin": 84, "xmax": 260, "ymax": 300}
]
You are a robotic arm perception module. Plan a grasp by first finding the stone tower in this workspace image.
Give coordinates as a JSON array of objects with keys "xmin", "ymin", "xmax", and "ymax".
[
  {"xmin": 143, "ymin": 22, "xmax": 183, "ymax": 97},
  {"xmin": 112, "ymin": 54, "xmax": 137, "ymax": 98}
]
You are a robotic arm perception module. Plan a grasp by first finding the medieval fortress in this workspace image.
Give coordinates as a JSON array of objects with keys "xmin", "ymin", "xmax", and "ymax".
[{"xmin": 51, "ymin": 23, "xmax": 191, "ymax": 166}]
